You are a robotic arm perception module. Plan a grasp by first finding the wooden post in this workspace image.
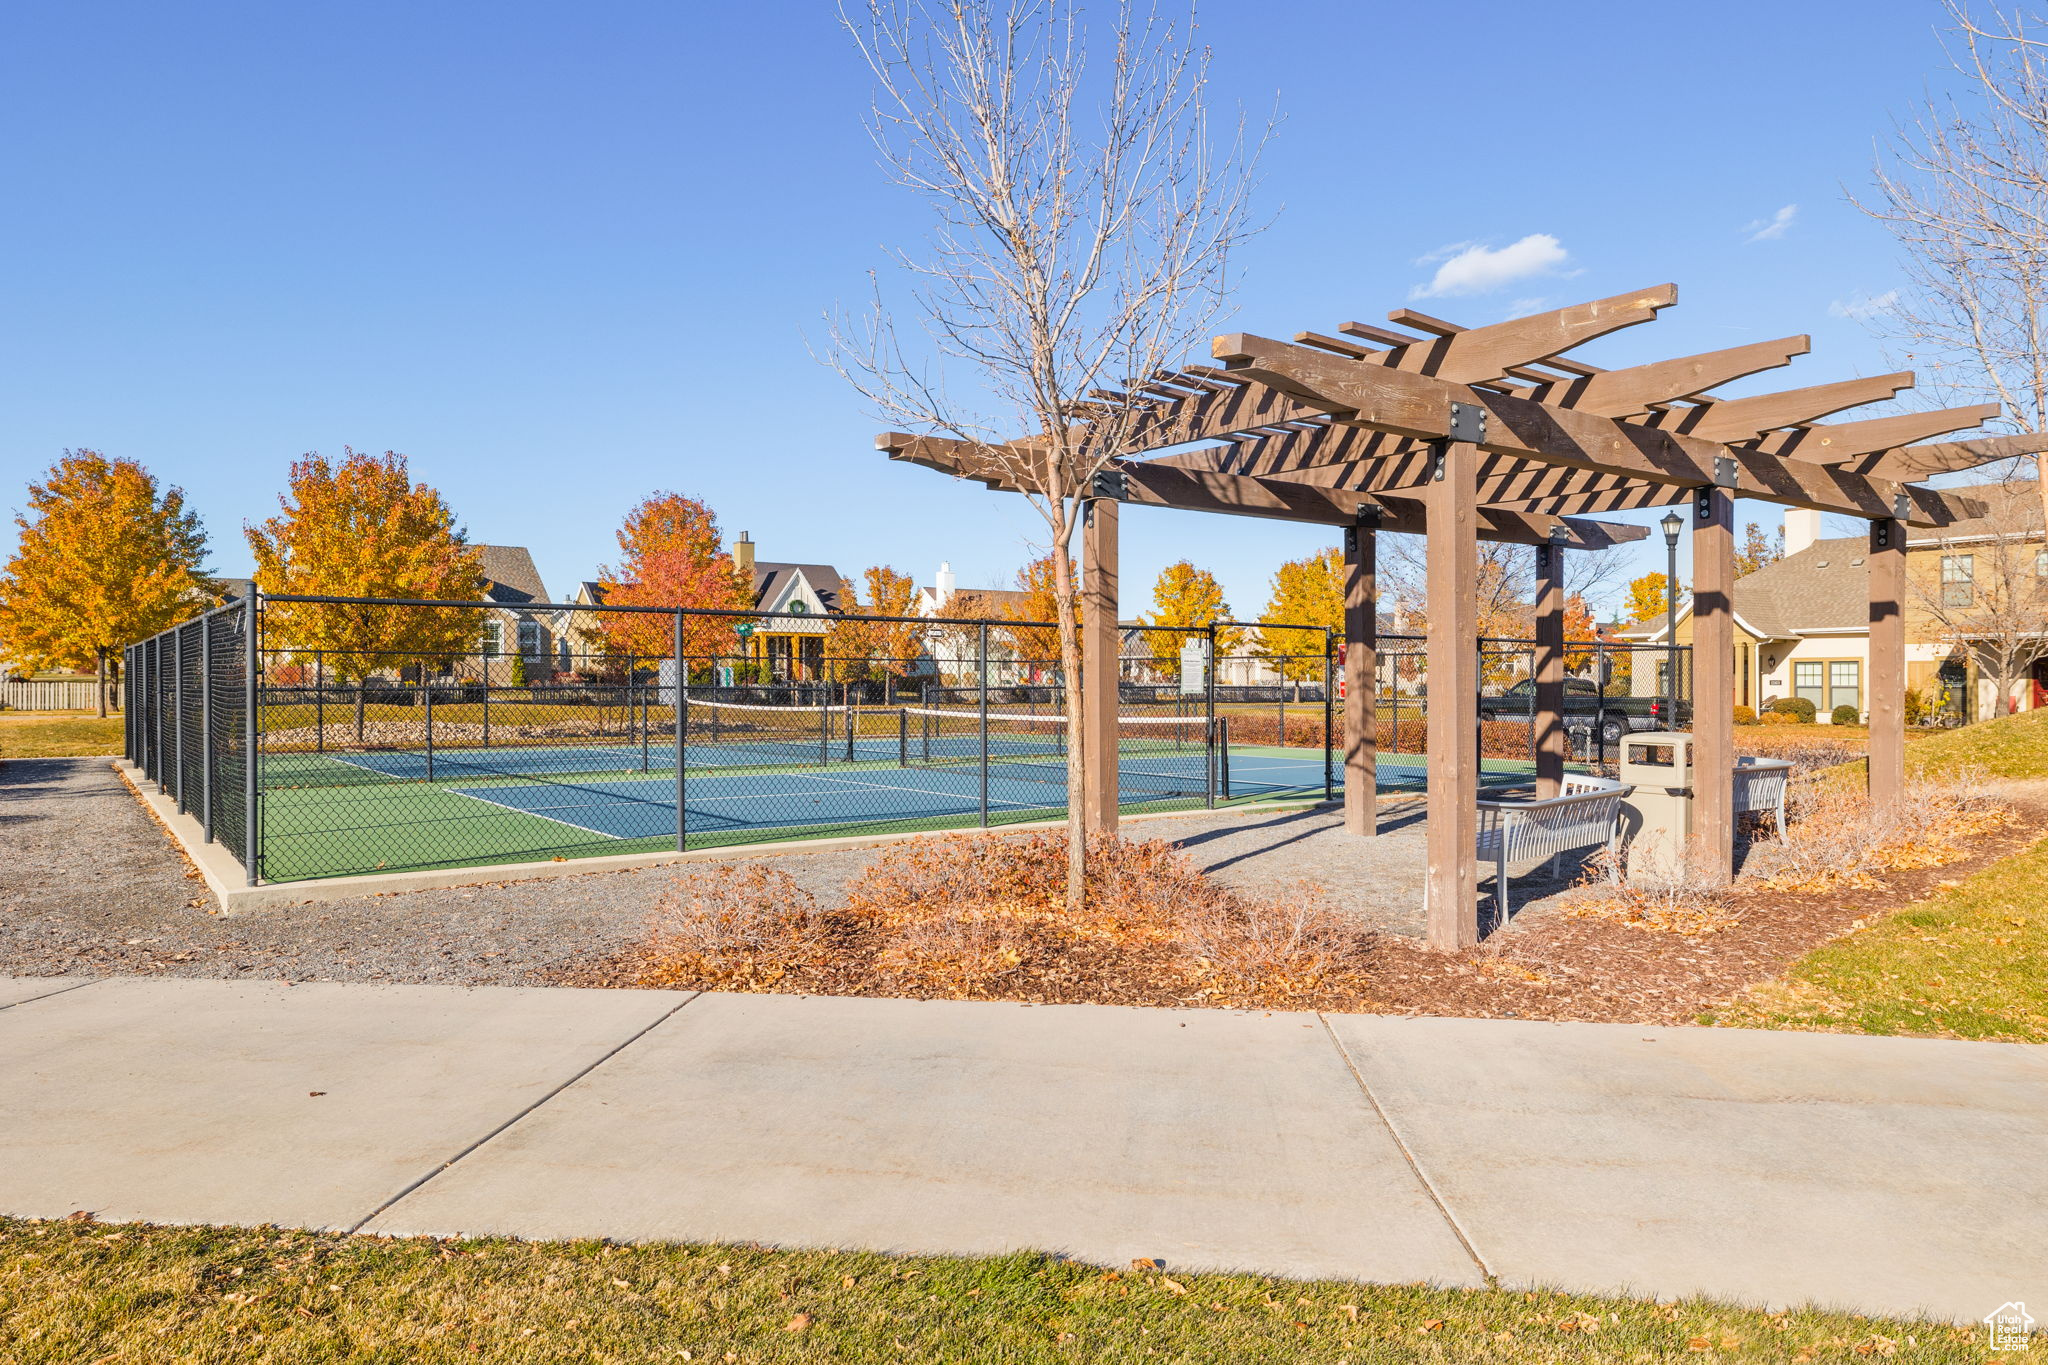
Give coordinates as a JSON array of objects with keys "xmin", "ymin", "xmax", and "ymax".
[
  {"xmin": 1691, "ymin": 485, "xmax": 1736, "ymax": 878},
  {"xmin": 1868, "ymin": 513, "xmax": 1906, "ymax": 805},
  {"xmin": 1425, "ymin": 439, "xmax": 1481, "ymax": 949},
  {"xmin": 1533, "ymin": 538, "xmax": 1567, "ymax": 798},
  {"xmin": 1342, "ymin": 510, "xmax": 1378, "ymax": 835},
  {"xmin": 1081, "ymin": 495, "xmax": 1120, "ymax": 833}
]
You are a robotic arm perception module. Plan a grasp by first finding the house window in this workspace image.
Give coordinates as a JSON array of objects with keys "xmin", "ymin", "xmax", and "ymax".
[
  {"xmin": 2036, "ymin": 548, "xmax": 2047, "ymax": 578},
  {"xmin": 516, "ymin": 621, "xmax": 544, "ymax": 658},
  {"xmin": 1941, "ymin": 554, "xmax": 1975, "ymax": 608},
  {"xmin": 1829, "ymin": 661, "xmax": 1861, "ymax": 716},
  {"xmin": 1794, "ymin": 661, "xmax": 1825, "ymax": 709},
  {"xmin": 481, "ymin": 620, "xmax": 503, "ymax": 656}
]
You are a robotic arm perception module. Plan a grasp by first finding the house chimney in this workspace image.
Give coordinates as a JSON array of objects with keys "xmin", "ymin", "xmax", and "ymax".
[
  {"xmin": 1783, "ymin": 508, "xmax": 1821, "ymax": 557},
  {"xmin": 935, "ymin": 560, "xmax": 956, "ymax": 606},
  {"xmin": 733, "ymin": 532, "xmax": 755, "ymax": 578}
]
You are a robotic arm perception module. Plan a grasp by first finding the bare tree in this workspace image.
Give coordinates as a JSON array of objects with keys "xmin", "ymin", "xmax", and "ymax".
[
  {"xmin": 1859, "ymin": 0, "xmax": 2048, "ymax": 527},
  {"xmin": 830, "ymin": 0, "xmax": 1267, "ymax": 901},
  {"xmin": 1909, "ymin": 473, "xmax": 2048, "ymax": 715},
  {"xmin": 1377, "ymin": 535, "xmax": 1632, "ymax": 635}
]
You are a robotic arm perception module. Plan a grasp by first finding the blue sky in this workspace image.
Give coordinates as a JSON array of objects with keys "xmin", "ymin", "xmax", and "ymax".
[{"xmin": 0, "ymin": 0, "xmax": 1976, "ymax": 618}]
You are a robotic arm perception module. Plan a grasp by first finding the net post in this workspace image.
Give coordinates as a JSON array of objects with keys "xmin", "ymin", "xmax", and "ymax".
[
  {"xmin": 1218, "ymin": 716, "xmax": 1231, "ymax": 800},
  {"xmin": 243, "ymin": 589, "xmax": 261, "ymax": 888},
  {"xmin": 200, "ymin": 617, "xmax": 213, "ymax": 844},
  {"xmin": 423, "ymin": 672, "xmax": 435, "ymax": 782},
  {"xmin": 978, "ymin": 622, "xmax": 990, "ymax": 828},
  {"xmin": 684, "ymin": 609, "xmax": 700, "ymax": 847},
  {"xmin": 641, "ymin": 666, "xmax": 651, "ymax": 773},
  {"xmin": 898, "ymin": 706, "xmax": 909, "ymax": 767},
  {"xmin": 480, "ymin": 657, "xmax": 490, "ymax": 749},
  {"xmin": 314, "ymin": 650, "xmax": 325, "ymax": 753},
  {"xmin": 819, "ymin": 680, "xmax": 831, "ymax": 765}
]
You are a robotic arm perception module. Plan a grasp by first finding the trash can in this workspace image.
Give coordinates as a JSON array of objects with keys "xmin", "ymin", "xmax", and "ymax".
[{"xmin": 1615, "ymin": 731, "xmax": 1695, "ymax": 879}]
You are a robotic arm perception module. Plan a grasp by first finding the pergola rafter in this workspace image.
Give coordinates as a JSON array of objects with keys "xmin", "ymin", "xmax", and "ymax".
[{"xmin": 874, "ymin": 282, "xmax": 2040, "ymax": 951}]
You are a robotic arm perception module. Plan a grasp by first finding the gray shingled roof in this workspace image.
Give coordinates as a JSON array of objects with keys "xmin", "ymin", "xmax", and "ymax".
[
  {"xmin": 476, "ymin": 545, "xmax": 547, "ymax": 605},
  {"xmin": 1620, "ymin": 535, "xmax": 1874, "ymax": 641},
  {"xmin": 753, "ymin": 562, "xmax": 845, "ymax": 613}
]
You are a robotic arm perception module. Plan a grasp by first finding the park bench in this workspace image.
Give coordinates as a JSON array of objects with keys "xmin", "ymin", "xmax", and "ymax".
[
  {"xmin": 1476, "ymin": 774, "xmax": 1632, "ymax": 920},
  {"xmin": 1733, "ymin": 755, "xmax": 1793, "ymax": 834}
]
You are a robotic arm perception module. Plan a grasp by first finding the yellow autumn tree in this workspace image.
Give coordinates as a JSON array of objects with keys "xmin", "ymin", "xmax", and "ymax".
[
  {"xmin": 0, "ymin": 451, "xmax": 210, "ymax": 715},
  {"xmin": 1001, "ymin": 553, "xmax": 1075, "ymax": 667},
  {"xmin": 1141, "ymin": 560, "xmax": 1238, "ymax": 679},
  {"xmin": 246, "ymin": 449, "xmax": 485, "ymax": 681},
  {"xmin": 1257, "ymin": 548, "xmax": 1343, "ymax": 681},
  {"xmin": 827, "ymin": 564, "xmax": 922, "ymax": 682},
  {"xmin": 1622, "ymin": 571, "xmax": 1684, "ymax": 626}
]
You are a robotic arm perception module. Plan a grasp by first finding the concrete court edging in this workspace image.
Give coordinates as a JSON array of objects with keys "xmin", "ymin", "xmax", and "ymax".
[{"xmin": 110, "ymin": 759, "xmax": 1334, "ymax": 913}]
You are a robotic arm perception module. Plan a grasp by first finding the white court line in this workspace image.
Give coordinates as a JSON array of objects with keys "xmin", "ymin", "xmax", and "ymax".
[{"xmin": 447, "ymin": 789, "xmax": 628, "ymax": 840}]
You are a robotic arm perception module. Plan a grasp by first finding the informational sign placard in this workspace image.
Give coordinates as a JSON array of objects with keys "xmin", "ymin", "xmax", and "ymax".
[{"xmin": 1178, "ymin": 637, "xmax": 1210, "ymax": 695}]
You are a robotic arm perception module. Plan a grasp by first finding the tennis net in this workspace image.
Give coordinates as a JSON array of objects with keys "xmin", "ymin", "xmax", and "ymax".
[{"xmin": 900, "ymin": 705, "xmax": 1225, "ymax": 798}]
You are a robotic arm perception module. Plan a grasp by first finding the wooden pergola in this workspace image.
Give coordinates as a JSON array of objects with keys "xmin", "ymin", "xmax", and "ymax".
[{"xmin": 877, "ymin": 284, "xmax": 2047, "ymax": 949}]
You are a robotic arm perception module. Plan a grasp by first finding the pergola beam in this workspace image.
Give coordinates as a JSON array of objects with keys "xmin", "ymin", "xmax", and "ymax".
[
  {"xmin": 1541, "ymin": 336, "xmax": 1810, "ymax": 417},
  {"xmin": 1663, "ymin": 372, "xmax": 1915, "ymax": 444},
  {"xmin": 1844, "ymin": 433, "xmax": 2048, "ymax": 482},
  {"xmin": 1211, "ymin": 334, "xmax": 1974, "ymax": 526},
  {"xmin": 1756, "ymin": 405, "xmax": 2001, "ymax": 463},
  {"xmin": 1335, "ymin": 284, "xmax": 1678, "ymax": 385}
]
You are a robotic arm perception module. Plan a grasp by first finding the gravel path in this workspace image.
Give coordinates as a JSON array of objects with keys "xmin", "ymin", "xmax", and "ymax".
[{"xmin": 2, "ymin": 757, "xmax": 1587, "ymax": 985}]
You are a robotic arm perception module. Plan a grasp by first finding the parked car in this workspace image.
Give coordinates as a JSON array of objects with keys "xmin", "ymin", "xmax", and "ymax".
[{"xmin": 1477, "ymin": 676, "xmax": 1690, "ymax": 745}]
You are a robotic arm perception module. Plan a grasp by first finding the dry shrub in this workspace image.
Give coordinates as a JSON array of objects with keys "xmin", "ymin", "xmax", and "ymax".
[
  {"xmin": 636, "ymin": 864, "xmax": 830, "ymax": 991},
  {"xmin": 1747, "ymin": 771, "xmax": 2014, "ymax": 893},
  {"xmin": 1226, "ymin": 712, "xmax": 1531, "ymax": 759},
  {"xmin": 1563, "ymin": 847, "xmax": 1743, "ymax": 936},
  {"xmin": 627, "ymin": 832, "xmax": 1371, "ymax": 1009}
]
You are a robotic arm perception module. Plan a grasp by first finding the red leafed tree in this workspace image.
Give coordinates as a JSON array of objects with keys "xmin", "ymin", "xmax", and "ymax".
[{"xmin": 597, "ymin": 493, "xmax": 752, "ymax": 660}]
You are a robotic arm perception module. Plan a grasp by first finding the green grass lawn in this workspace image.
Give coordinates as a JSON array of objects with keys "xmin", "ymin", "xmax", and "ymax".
[
  {"xmin": 0, "ymin": 1218, "xmax": 1984, "ymax": 1364},
  {"xmin": 1711, "ymin": 826, "xmax": 2048, "ymax": 1042},
  {"xmin": 1905, "ymin": 703, "xmax": 2048, "ymax": 780},
  {"xmin": 0, "ymin": 711, "xmax": 124, "ymax": 759}
]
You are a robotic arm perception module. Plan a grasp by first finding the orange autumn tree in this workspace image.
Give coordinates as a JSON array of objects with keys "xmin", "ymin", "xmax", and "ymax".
[
  {"xmin": 1001, "ymin": 552, "xmax": 1075, "ymax": 671},
  {"xmin": 0, "ymin": 451, "xmax": 210, "ymax": 715},
  {"xmin": 246, "ymin": 449, "xmax": 484, "ymax": 681},
  {"xmin": 597, "ymin": 493, "xmax": 752, "ymax": 667},
  {"xmin": 827, "ymin": 565, "xmax": 922, "ymax": 682}
]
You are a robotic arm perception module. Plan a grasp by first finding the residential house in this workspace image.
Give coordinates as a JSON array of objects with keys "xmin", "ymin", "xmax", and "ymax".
[
  {"xmin": 734, "ymin": 533, "xmax": 847, "ymax": 681},
  {"xmin": 475, "ymin": 545, "xmax": 562, "ymax": 681},
  {"xmin": 1618, "ymin": 482, "xmax": 2048, "ymax": 723}
]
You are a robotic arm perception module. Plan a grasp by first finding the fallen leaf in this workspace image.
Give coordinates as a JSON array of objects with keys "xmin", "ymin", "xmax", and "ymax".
[
  {"xmin": 1158, "ymin": 1277, "xmax": 1188, "ymax": 1296},
  {"xmin": 1421, "ymin": 1319, "xmax": 1444, "ymax": 1333},
  {"xmin": 1130, "ymin": 1258, "xmax": 1164, "ymax": 1272},
  {"xmin": 308, "ymin": 1091, "xmax": 326, "ymax": 1098},
  {"xmin": 784, "ymin": 1313, "xmax": 813, "ymax": 1333},
  {"xmin": 64, "ymin": 1210, "xmax": 96, "ymax": 1223},
  {"xmin": 1688, "ymin": 1337, "xmax": 1713, "ymax": 1352},
  {"xmin": 1338, "ymin": 1304, "xmax": 1359, "ymax": 1321}
]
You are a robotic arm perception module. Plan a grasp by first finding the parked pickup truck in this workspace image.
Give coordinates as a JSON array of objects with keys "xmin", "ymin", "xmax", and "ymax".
[{"xmin": 1477, "ymin": 676, "xmax": 1690, "ymax": 745}]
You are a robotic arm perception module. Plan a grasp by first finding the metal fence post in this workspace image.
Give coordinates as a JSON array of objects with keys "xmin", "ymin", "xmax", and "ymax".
[
  {"xmin": 173, "ymin": 623, "xmax": 186, "ymax": 812},
  {"xmin": 314, "ymin": 650, "xmax": 324, "ymax": 753},
  {"xmin": 423, "ymin": 677, "xmax": 435, "ymax": 782},
  {"xmin": 1204, "ymin": 624, "xmax": 1217, "ymax": 808},
  {"xmin": 1323, "ymin": 628, "xmax": 1335, "ymax": 803},
  {"xmin": 977, "ymin": 622, "xmax": 990, "ymax": 828},
  {"xmin": 684, "ymin": 609, "xmax": 700, "ymax": 847},
  {"xmin": 200, "ymin": 617, "xmax": 214, "ymax": 843},
  {"xmin": 243, "ymin": 590, "xmax": 261, "ymax": 887}
]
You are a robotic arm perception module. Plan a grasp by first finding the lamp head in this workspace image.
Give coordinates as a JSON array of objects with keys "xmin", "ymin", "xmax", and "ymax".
[{"xmin": 1660, "ymin": 511, "xmax": 1684, "ymax": 548}]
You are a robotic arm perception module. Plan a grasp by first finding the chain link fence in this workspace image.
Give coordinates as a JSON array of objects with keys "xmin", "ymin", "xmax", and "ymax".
[{"xmin": 126, "ymin": 594, "xmax": 1692, "ymax": 886}]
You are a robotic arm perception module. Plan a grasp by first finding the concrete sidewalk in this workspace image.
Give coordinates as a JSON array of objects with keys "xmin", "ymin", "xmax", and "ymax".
[{"xmin": 0, "ymin": 976, "xmax": 2040, "ymax": 1326}]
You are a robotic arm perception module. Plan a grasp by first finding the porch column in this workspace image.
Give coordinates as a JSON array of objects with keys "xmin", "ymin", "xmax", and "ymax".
[
  {"xmin": 1424, "ymin": 437, "xmax": 1481, "ymax": 949},
  {"xmin": 1533, "ymin": 537, "xmax": 1567, "ymax": 798},
  {"xmin": 1081, "ymin": 495, "xmax": 1120, "ymax": 834},
  {"xmin": 1691, "ymin": 485, "xmax": 1736, "ymax": 878},
  {"xmin": 1342, "ymin": 509, "xmax": 1378, "ymax": 835},
  {"xmin": 1868, "ymin": 513, "xmax": 1906, "ymax": 805}
]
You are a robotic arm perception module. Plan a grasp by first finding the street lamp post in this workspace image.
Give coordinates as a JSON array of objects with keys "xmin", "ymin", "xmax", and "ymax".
[{"xmin": 1661, "ymin": 510, "xmax": 1684, "ymax": 725}]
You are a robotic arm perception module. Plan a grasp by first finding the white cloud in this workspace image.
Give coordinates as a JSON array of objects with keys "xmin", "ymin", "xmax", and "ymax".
[
  {"xmin": 1829, "ymin": 289, "xmax": 1899, "ymax": 321},
  {"xmin": 1743, "ymin": 204, "xmax": 1798, "ymax": 242},
  {"xmin": 1410, "ymin": 234, "xmax": 1569, "ymax": 299},
  {"xmin": 1506, "ymin": 296, "xmax": 1554, "ymax": 318}
]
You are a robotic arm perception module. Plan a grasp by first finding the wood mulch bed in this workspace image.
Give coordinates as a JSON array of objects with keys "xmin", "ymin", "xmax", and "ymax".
[{"xmin": 547, "ymin": 801, "xmax": 2046, "ymax": 1027}]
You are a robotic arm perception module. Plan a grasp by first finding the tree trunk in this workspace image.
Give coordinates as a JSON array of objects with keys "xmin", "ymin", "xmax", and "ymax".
[
  {"xmin": 96, "ymin": 647, "xmax": 108, "ymax": 719},
  {"xmin": 1052, "ymin": 507, "xmax": 1087, "ymax": 909}
]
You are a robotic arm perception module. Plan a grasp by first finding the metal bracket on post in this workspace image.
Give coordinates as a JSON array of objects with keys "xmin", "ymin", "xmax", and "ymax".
[
  {"xmin": 1088, "ymin": 467, "xmax": 1127, "ymax": 501},
  {"xmin": 1695, "ymin": 485, "xmax": 1716, "ymax": 522},
  {"xmin": 1447, "ymin": 401, "xmax": 1486, "ymax": 445},
  {"xmin": 1871, "ymin": 517, "xmax": 1893, "ymax": 551},
  {"xmin": 1713, "ymin": 454, "xmax": 1740, "ymax": 489},
  {"xmin": 1344, "ymin": 503, "xmax": 1380, "ymax": 555},
  {"xmin": 1893, "ymin": 492, "xmax": 1913, "ymax": 521}
]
